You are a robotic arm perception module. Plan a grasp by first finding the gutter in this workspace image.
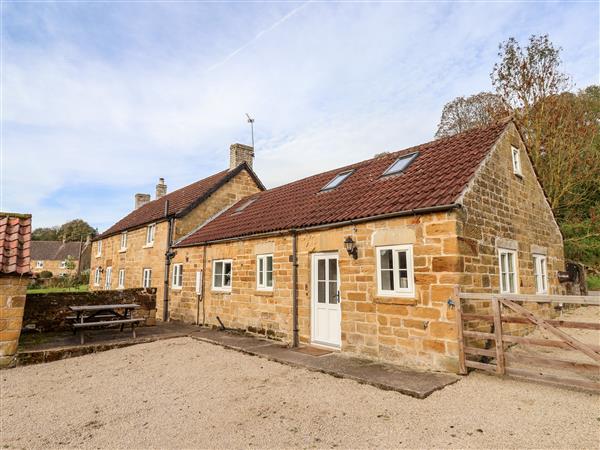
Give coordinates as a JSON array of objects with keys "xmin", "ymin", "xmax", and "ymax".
[{"xmin": 174, "ymin": 203, "xmax": 461, "ymax": 248}]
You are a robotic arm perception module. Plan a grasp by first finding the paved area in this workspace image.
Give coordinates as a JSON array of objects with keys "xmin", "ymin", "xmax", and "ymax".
[
  {"xmin": 190, "ymin": 328, "xmax": 459, "ymax": 398},
  {"xmin": 2, "ymin": 337, "xmax": 598, "ymax": 449},
  {"xmin": 16, "ymin": 322, "xmax": 199, "ymax": 366}
]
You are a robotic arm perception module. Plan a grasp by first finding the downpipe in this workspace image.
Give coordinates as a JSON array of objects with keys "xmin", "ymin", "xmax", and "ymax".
[{"xmin": 292, "ymin": 230, "xmax": 299, "ymax": 347}]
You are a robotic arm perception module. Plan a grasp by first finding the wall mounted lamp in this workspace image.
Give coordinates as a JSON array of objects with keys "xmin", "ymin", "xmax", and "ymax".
[{"xmin": 344, "ymin": 236, "xmax": 358, "ymax": 260}]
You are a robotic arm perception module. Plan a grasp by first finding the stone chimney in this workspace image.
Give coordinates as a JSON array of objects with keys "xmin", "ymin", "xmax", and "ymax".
[
  {"xmin": 229, "ymin": 143, "xmax": 254, "ymax": 170},
  {"xmin": 135, "ymin": 193, "xmax": 151, "ymax": 210},
  {"xmin": 155, "ymin": 177, "xmax": 167, "ymax": 199}
]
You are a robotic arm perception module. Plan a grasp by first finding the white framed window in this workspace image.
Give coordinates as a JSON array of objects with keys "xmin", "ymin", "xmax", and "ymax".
[
  {"xmin": 96, "ymin": 240, "xmax": 102, "ymax": 256},
  {"xmin": 256, "ymin": 254, "xmax": 274, "ymax": 290},
  {"xmin": 105, "ymin": 266, "xmax": 112, "ymax": 289},
  {"xmin": 145, "ymin": 223, "xmax": 156, "ymax": 246},
  {"xmin": 172, "ymin": 263, "xmax": 183, "ymax": 289},
  {"xmin": 212, "ymin": 259, "xmax": 232, "ymax": 292},
  {"xmin": 36, "ymin": 260, "xmax": 44, "ymax": 269},
  {"xmin": 142, "ymin": 268, "xmax": 152, "ymax": 288},
  {"xmin": 499, "ymin": 248, "xmax": 518, "ymax": 294},
  {"xmin": 376, "ymin": 245, "xmax": 415, "ymax": 298},
  {"xmin": 118, "ymin": 269, "xmax": 125, "ymax": 289},
  {"xmin": 120, "ymin": 232, "xmax": 128, "ymax": 251},
  {"xmin": 511, "ymin": 146, "xmax": 522, "ymax": 176},
  {"xmin": 59, "ymin": 261, "xmax": 67, "ymax": 269},
  {"xmin": 195, "ymin": 270, "xmax": 203, "ymax": 295},
  {"xmin": 94, "ymin": 267, "xmax": 101, "ymax": 286},
  {"xmin": 533, "ymin": 254, "xmax": 548, "ymax": 294}
]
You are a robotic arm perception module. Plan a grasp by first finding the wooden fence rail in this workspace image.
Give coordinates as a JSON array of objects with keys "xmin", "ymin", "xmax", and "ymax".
[{"xmin": 456, "ymin": 292, "xmax": 600, "ymax": 391}]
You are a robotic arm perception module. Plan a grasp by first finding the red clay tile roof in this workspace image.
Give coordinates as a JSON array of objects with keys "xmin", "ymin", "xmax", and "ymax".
[
  {"xmin": 96, "ymin": 163, "xmax": 264, "ymax": 239},
  {"xmin": 0, "ymin": 213, "xmax": 32, "ymax": 275},
  {"xmin": 31, "ymin": 241, "xmax": 83, "ymax": 261},
  {"xmin": 176, "ymin": 121, "xmax": 509, "ymax": 246}
]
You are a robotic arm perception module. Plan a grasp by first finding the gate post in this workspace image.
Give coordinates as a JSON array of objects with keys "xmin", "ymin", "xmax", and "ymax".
[
  {"xmin": 454, "ymin": 286, "xmax": 467, "ymax": 375},
  {"xmin": 491, "ymin": 297, "xmax": 505, "ymax": 375}
]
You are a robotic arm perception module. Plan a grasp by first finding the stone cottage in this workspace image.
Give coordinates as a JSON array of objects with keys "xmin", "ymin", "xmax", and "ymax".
[
  {"xmin": 168, "ymin": 120, "xmax": 565, "ymax": 372},
  {"xmin": 0, "ymin": 213, "xmax": 32, "ymax": 368},
  {"xmin": 90, "ymin": 143, "xmax": 264, "ymax": 320},
  {"xmin": 31, "ymin": 240, "xmax": 89, "ymax": 276}
]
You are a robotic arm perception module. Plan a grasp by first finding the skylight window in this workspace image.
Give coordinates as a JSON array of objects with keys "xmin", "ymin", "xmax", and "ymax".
[
  {"xmin": 234, "ymin": 198, "xmax": 257, "ymax": 213},
  {"xmin": 383, "ymin": 152, "xmax": 418, "ymax": 176},
  {"xmin": 321, "ymin": 170, "xmax": 354, "ymax": 191}
]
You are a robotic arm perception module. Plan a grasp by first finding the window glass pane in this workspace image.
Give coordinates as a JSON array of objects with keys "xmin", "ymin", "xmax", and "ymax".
[
  {"xmin": 380, "ymin": 249, "xmax": 393, "ymax": 269},
  {"xmin": 383, "ymin": 153, "xmax": 418, "ymax": 175},
  {"xmin": 329, "ymin": 259, "xmax": 337, "ymax": 281},
  {"xmin": 266, "ymin": 271, "xmax": 273, "ymax": 287},
  {"xmin": 215, "ymin": 262, "xmax": 223, "ymax": 276},
  {"xmin": 329, "ymin": 282, "xmax": 337, "ymax": 304},
  {"xmin": 397, "ymin": 251, "xmax": 407, "ymax": 270},
  {"xmin": 258, "ymin": 258, "xmax": 264, "ymax": 285},
  {"xmin": 318, "ymin": 259, "xmax": 325, "ymax": 281},
  {"xmin": 507, "ymin": 253, "xmax": 514, "ymax": 273},
  {"xmin": 223, "ymin": 262, "xmax": 232, "ymax": 286},
  {"xmin": 318, "ymin": 281, "xmax": 326, "ymax": 303},
  {"xmin": 381, "ymin": 270, "xmax": 394, "ymax": 291},
  {"xmin": 322, "ymin": 171, "xmax": 353, "ymax": 190},
  {"xmin": 266, "ymin": 256, "xmax": 273, "ymax": 272},
  {"xmin": 399, "ymin": 270, "xmax": 409, "ymax": 289}
]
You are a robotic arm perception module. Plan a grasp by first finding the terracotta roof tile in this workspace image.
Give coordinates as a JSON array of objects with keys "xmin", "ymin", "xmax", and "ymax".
[
  {"xmin": 0, "ymin": 213, "xmax": 32, "ymax": 275},
  {"xmin": 97, "ymin": 163, "xmax": 264, "ymax": 239},
  {"xmin": 176, "ymin": 121, "xmax": 509, "ymax": 246},
  {"xmin": 30, "ymin": 241, "xmax": 83, "ymax": 261}
]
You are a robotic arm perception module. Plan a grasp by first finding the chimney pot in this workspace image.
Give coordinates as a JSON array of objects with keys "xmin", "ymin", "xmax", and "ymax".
[
  {"xmin": 135, "ymin": 193, "xmax": 151, "ymax": 210},
  {"xmin": 155, "ymin": 178, "xmax": 167, "ymax": 199},
  {"xmin": 229, "ymin": 143, "xmax": 254, "ymax": 171}
]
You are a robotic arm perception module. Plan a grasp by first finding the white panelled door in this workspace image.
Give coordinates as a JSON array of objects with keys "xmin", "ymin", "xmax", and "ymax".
[{"xmin": 311, "ymin": 253, "xmax": 341, "ymax": 348}]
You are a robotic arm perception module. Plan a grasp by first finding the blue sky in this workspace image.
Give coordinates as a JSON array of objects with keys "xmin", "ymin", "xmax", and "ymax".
[{"xmin": 2, "ymin": 1, "xmax": 598, "ymax": 231}]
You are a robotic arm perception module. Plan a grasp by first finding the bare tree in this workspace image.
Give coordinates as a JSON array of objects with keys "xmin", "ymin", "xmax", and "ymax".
[{"xmin": 435, "ymin": 92, "xmax": 509, "ymax": 138}]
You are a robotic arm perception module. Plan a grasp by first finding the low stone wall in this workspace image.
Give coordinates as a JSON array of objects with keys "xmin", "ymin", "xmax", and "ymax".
[
  {"xmin": 23, "ymin": 288, "xmax": 157, "ymax": 332},
  {"xmin": 1, "ymin": 275, "xmax": 29, "ymax": 368}
]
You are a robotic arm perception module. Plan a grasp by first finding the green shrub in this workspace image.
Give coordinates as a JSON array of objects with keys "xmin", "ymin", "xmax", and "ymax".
[
  {"xmin": 587, "ymin": 275, "xmax": 600, "ymax": 291},
  {"xmin": 39, "ymin": 270, "xmax": 53, "ymax": 279}
]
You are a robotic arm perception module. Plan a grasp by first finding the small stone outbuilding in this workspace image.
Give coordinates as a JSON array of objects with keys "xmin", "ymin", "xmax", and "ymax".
[
  {"xmin": 168, "ymin": 121, "xmax": 565, "ymax": 372},
  {"xmin": 0, "ymin": 213, "xmax": 32, "ymax": 368}
]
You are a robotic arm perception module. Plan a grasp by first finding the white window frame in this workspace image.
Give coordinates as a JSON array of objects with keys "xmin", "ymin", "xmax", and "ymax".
[
  {"xmin": 256, "ymin": 254, "xmax": 274, "ymax": 291},
  {"xmin": 511, "ymin": 146, "xmax": 522, "ymax": 176},
  {"xmin": 212, "ymin": 259, "xmax": 233, "ymax": 292},
  {"xmin": 172, "ymin": 263, "xmax": 183, "ymax": 289},
  {"xmin": 118, "ymin": 268, "xmax": 125, "ymax": 289},
  {"xmin": 498, "ymin": 248, "xmax": 518, "ymax": 294},
  {"xmin": 142, "ymin": 268, "xmax": 152, "ymax": 288},
  {"xmin": 94, "ymin": 267, "xmax": 101, "ymax": 286},
  {"xmin": 59, "ymin": 261, "xmax": 67, "ymax": 269},
  {"xmin": 105, "ymin": 266, "xmax": 112, "ymax": 289},
  {"xmin": 533, "ymin": 254, "xmax": 548, "ymax": 294},
  {"xmin": 96, "ymin": 240, "xmax": 102, "ymax": 257},
  {"xmin": 120, "ymin": 231, "xmax": 128, "ymax": 251},
  {"xmin": 36, "ymin": 260, "xmax": 44, "ymax": 269},
  {"xmin": 145, "ymin": 223, "xmax": 156, "ymax": 246},
  {"xmin": 376, "ymin": 244, "xmax": 415, "ymax": 298}
]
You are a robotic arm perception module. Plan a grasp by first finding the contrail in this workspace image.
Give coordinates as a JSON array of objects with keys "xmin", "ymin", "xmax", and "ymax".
[{"xmin": 206, "ymin": 1, "xmax": 311, "ymax": 73}]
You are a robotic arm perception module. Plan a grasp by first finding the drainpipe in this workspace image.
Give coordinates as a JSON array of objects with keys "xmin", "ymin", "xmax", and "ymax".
[
  {"xmin": 163, "ymin": 200, "xmax": 175, "ymax": 322},
  {"xmin": 292, "ymin": 230, "xmax": 299, "ymax": 347},
  {"xmin": 196, "ymin": 245, "xmax": 207, "ymax": 326}
]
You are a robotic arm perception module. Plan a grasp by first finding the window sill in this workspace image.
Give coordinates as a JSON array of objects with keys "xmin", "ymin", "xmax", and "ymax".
[
  {"xmin": 374, "ymin": 297, "xmax": 417, "ymax": 306},
  {"xmin": 95, "ymin": 255, "xmax": 101, "ymax": 258},
  {"xmin": 143, "ymin": 244, "xmax": 154, "ymax": 249},
  {"xmin": 119, "ymin": 249, "xmax": 127, "ymax": 253},
  {"xmin": 254, "ymin": 290, "xmax": 274, "ymax": 297},
  {"xmin": 172, "ymin": 286, "xmax": 182, "ymax": 290},
  {"xmin": 211, "ymin": 289, "xmax": 232, "ymax": 295}
]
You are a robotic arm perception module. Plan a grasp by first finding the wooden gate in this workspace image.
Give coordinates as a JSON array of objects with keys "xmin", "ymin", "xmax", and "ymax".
[{"xmin": 455, "ymin": 292, "xmax": 600, "ymax": 391}]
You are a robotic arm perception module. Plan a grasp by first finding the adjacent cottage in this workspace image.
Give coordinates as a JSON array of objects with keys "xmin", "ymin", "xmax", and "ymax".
[
  {"xmin": 168, "ymin": 121, "xmax": 565, "ymax": 372},
  {"xmin": 30, "ymin": 240, "xmax": 89, "ymax": 276},
  {"xmin": 90, "ymin": 143, "xmax": 264, "ymax": 320},
  {"xmin": 0, "ymin": 213, "xmax": 32, "ymax": 367}
]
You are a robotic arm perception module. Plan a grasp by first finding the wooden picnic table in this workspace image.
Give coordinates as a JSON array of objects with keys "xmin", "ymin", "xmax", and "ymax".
[{"xmin": 68, "ymin": 304, "xmax": 144, "ymax": 344}]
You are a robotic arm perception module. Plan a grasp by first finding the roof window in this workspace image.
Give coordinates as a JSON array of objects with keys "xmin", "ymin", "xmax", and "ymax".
[
  {"xmin": 383, "ymin": 152, "xmax": 418, "ymax": 176},
  {"xmin": 321, "ymin": 170, "xmax": 354, "ymax": 191}
]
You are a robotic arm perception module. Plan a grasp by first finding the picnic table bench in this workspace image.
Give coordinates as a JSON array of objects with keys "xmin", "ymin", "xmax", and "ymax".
[{"xmin": 68, "ymin": 304, "xmax": 145, "ymax": 344}]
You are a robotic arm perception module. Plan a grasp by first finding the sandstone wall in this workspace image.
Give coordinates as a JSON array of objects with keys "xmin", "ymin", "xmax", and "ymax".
[
  {"xmin": 31, "ymin": 259, "xmax": 79, "ymax": 277},
  {"xmin": 0, "ymin": 275, "xmax": 29, "ymax": 368},
  {"xmin": 23, "ymin": 287, "xmax": 157, "ymax": 332}
]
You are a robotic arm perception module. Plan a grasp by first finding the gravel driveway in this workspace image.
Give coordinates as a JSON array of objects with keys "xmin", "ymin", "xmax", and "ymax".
[{"xmin": 1, "ymin": 337, "xmax": 598, "ymax": 449}]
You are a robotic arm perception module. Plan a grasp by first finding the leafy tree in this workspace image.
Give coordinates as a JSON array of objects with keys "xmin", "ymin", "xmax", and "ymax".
[
  {"xmin": 58, "ymin": 219, "xmax": 97, "ymax": 242},
  {"xmin": 435, "ymin": 92, "xmax": 509, "ymax": 138},
  {"xmin": 32, "ymin": 227, "xmax": 60, "ymax": 241}
]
